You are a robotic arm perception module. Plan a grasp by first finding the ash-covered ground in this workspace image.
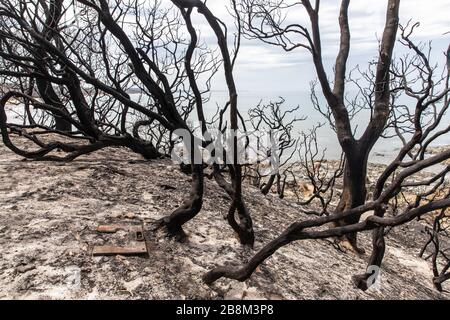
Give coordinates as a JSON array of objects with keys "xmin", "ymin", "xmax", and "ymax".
[{"xmin": 0, "ymin": 136, "xmax": 448, "ymax": 300}]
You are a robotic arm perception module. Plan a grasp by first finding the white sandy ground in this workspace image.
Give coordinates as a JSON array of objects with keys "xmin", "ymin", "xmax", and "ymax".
[{"xmin": 0, "ymin": 136, "xmax": 449, "ymax": 300}]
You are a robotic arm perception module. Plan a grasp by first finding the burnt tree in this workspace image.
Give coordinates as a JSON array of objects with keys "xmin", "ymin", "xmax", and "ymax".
[
  {"xmin": 204, "ymin": 3, "xmax": 450, "ymax": 291},
  {"xmin": 232, "ymin": 0, "xmax": 400, "ymax": 252},
  {"xmin": 0, "ymin": 0, "xmax": 254, "ymax": 244}
]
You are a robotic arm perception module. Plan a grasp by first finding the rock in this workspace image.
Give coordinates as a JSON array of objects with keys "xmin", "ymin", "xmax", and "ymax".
[
  {"xmin": 224, "ymin": 282, "xmax": 247, "ymax": 300},
  {"xmin": 110, "ymin": 212, "xmax": 122, "ymax": 219},
  {"xmin": 142, "ymin": 192, "xmax": 155, "ymax": 203},
  {"xmin": 16, "ymin": 264, "xmax": 36, "ymax": 273},
  {"xmin": 14, "ymin": 255, "xmax": 35, "ymax": 267},
  {"xmin": 143, "ymin": 267, "xmax": 152, "ymax": 274},
  {"xmin": 123, "ymin": 278, "xmax": 141, "ymax": 293},
  {"xmin": 19, "ymin": 279, "xmax": 34, "ymax": 291},
  {"xmin": 115, "ymin": 255, "xmax": 131, "ymax": 267},
  {"xmin": 125, "ymin": 212, "xmax": 136, "ymax": 219},
  {"xmin": 267, "ymin": 293, "xmax": 284, "ymax": 300},
  {"xmin": 243, "ymin": 287, "xmax": 266, "ymax": 300}
]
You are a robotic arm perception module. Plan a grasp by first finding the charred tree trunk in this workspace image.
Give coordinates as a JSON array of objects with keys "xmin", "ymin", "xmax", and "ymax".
[
  {"xmin": 126, "ymin": 137, "xmax": 160, "ymax": 160},
  {"xmin": 35, "ymin": 79, "xmax": 72, "ymax": 132},
  {"xmin": 261, "ymin": 174, "xmax": 284, "ymax": 197},
  {"xmin": 156, "ymin": 163, "xmax": 204, "ymax": 239},
  {"xmin": 53, "ymin": 112, "xmax": 72, "ymax": 132},
  {"xmin": 213, "ymin": 164, "xmax": 255, "ymax": 246},
  {"xmin": 261, "ymin": 174, "xmax": 276, "ymax": 195},
  {"xmin": 354, "ymin": 226, "xmax": 385, "ymax": 290},
  {"xmin": 195, "ymin": 1, "xmax": 255, "ymax": 246},
  {"xmin": 277, "ymin": 174, "xmax": 286, "ymax": 199},
  {"xmin": 334, "ymin": 150, "xmax": 368, "ymax": 253},
  {"xmin": 330, "ymin": 0, "xmax": 399, "ymax": 252},
  {"xmin": 228, "ymin": 164, "xmax": 255, "ymax": 246},
  {"xmin": 33, "ymin": 0, "xmax": 72, "ymax": 132}
]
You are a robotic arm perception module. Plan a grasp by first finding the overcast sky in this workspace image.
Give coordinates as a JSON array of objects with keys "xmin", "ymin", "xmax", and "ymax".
[{"xmin": 190, "ymin": 0, "xmax": 450, "ymax": 93}]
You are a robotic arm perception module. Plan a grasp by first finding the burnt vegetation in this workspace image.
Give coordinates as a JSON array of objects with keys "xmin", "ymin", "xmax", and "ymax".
[{"xmin": 1, "ymin": 0, "xmax": 450, "ymax": 294}]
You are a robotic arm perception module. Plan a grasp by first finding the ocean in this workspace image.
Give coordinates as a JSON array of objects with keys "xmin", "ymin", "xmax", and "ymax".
[
  {"xmin": 4, "ymin": 89, "xmax": 449, "ymax": 166},
  {"xmin": 203, "ymin": 90, "xmax": 450, "ymax": 165}
]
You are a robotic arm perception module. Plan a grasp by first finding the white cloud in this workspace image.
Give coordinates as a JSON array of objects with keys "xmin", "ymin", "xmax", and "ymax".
[{"xmin": 188, "ymin": 0, "xmax": 450, "ymax": 92}]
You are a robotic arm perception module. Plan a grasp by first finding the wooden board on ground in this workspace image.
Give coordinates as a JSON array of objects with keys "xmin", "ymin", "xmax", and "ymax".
[
  {"xmin": 92, "ymin": 243, "xmax": 148, "ymax": 256},
  {"xmin": 97, "ymin": 224, "xmax": 142, "ymax": 233}
]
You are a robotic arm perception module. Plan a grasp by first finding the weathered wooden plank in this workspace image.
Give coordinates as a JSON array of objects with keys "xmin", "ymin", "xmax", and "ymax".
[
  {"xmin": 92, "ymin": 243, "xmax": 148, "ymax": 256},
  {"xmin": 97, "ymin": 224, "xmax": 142, "ymax": 233}
]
